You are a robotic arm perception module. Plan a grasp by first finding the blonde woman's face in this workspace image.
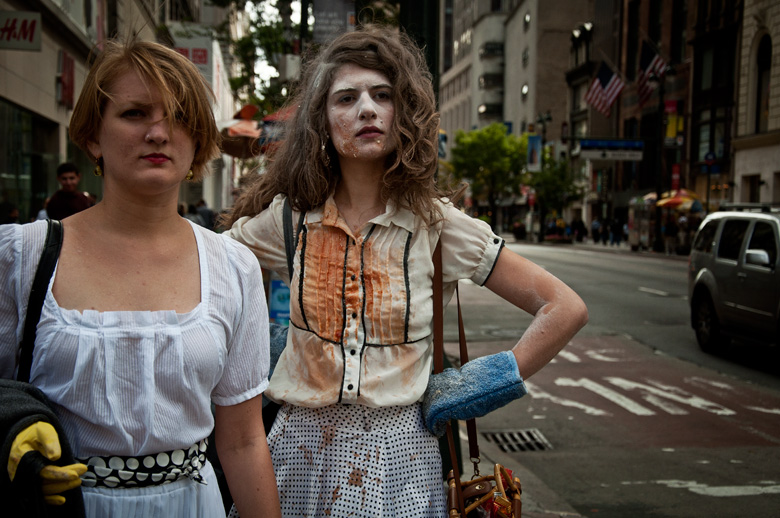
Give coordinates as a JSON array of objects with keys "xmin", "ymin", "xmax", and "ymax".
[
  {"xmin": 87, "ymin": 69, "xmax": 196, "ymax": 194},
  {"xmin": 326, "ymin": 64, "xmax": 395, "ymax": 165}
]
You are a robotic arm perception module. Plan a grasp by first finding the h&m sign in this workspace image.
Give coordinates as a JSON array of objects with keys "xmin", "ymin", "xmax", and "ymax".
[{"xmin": 0, "ymin": 11, "xmax": 41, "ymax": 51}]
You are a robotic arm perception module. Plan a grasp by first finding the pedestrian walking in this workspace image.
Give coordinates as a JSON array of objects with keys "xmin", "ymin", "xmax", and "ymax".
[
  {"xmin": 664, "ymin": 216, "xmax": 679, "ymax": 255},
  {"xmin": 45, "ymin": 162, "xmax": 91, "ymax": 220},
  {"xmin": 222, "ymin": 24, "xmax": 588, "ymax": 518},
  {"xmin": 591, "ymin": 218, "xmax": 601, "ymax": 243}
]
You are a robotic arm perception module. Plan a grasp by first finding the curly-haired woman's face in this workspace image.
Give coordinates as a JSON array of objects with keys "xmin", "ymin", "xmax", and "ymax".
[{"xmin": 326, "ymin": 64, "xmax": 395, "ymax": 165}]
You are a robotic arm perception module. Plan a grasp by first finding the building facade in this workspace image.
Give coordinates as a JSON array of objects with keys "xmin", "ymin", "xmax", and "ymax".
[
  {"xmin": 0, "ymin": 0, "xmax": 239, "ymax": 223},
  {"xmin": 732, "ymin": 0, "xmax": 780, "ymax": 204}
]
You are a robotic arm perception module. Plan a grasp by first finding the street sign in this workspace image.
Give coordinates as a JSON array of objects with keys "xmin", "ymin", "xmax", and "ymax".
[
  {"xmin": 704, "ymin": 151, "xmax": 716, "ymax": 166},
  {"xmin": 579, "ymin": 139, "xmax": 644, "ymax": 161}
]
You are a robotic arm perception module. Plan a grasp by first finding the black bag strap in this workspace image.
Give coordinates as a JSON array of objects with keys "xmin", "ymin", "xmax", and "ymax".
[
  {"xmin": 18, "ymin": 219, "xmax": 63, "ymax": 383},
  {"xmin": 282, "ymin": 197, "xmax": 305, "ymax": 282}
]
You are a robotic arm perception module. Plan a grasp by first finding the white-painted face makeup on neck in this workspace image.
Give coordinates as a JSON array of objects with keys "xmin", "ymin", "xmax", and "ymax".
[{"xmin": 326, "ymin": 63, "xmax": 395, "ymax": 166}]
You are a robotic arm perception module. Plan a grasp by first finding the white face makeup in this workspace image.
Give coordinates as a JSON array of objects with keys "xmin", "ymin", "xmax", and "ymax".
[{"xmin": 326, "ymin": 64, "xmax": 395, "ymax": 165}]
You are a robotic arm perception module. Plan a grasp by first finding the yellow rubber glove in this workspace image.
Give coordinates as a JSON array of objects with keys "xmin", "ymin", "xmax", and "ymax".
[{"xmin": 8, "ymin": 422, "xmax": 87, "ymax": 506}]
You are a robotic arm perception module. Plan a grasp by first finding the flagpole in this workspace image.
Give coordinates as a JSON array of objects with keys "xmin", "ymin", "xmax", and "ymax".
[
  {"xmin": 596, "ymin": 49, "xmax": 628, "ymax": 83},
  {"xmin": 637, "ymin": 29, "xmax": 673, "ymax": 64}
]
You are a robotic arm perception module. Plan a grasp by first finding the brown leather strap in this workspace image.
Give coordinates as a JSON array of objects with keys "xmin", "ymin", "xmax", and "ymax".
[
  {"xmin": 433, "ymin": 238, "xmax": 482, "ymax": 514},
  {"xmin": 456, "ymin": 287, "xmax": 481, "ymax": 464}
]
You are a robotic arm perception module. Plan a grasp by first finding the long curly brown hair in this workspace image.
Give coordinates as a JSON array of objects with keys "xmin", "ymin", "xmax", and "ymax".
[{"xmin": 221, "ymin": 24, "xmax": 456, "ymax": 229}]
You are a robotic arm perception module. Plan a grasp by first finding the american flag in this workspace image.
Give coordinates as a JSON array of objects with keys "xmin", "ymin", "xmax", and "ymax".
[
  {"xmin": 637, "ymin": 40, "xmax": 667, "ymax": 107},
  {"xmin": 584, "ymin": 61, "xmax": 625, "ymax": 117}
]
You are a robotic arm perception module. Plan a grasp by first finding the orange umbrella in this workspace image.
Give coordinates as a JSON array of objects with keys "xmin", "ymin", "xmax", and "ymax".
[{"xmin": 218, "ymin": 105, "xmax": 262, "ymax": 159}]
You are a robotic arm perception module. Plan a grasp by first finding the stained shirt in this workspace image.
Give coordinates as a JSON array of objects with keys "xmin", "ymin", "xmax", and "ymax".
[
  {"xmin": 228, "ymin": 194, "xmax": 503, "ymax": 408},
  {"xmin": 0, "ymin": 219, "xmax": 269, "ymax": 457}
]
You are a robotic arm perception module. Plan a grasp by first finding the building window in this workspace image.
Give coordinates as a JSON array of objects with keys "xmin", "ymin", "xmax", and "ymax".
[
  {"xmin": 648, "ymin": 0, "xmax": 661, "ymax": 45},
  {"xmin": 626, "ymin": 1, "xmax": 639, "ymax": 81},
  {"xmin": 478, "ymin": 103, "xmax": 503, "ymax": 117},
  {"xmin": 479, "ymin": 42, "xmax": 504, "ymax": 58},
  {"xmin": 742, "ymin": 175, "xmax": 761, "ymax": 203},
  {"xmin": 755, "ymin": 35, "xmax": 771, "ymax": 134},
  {"xmin": 671, "ymin": 0, "xmax": 687, "ymax": 63},
  {"xmin": 572, "ymin": 84, "xmax": 582, "ymax": 111},
  {"xmin": 522, "ymin": 48, "xmax": 529, "ymax": 67},
  {"xmin": 695, "ymin": 108, "xmax": 727, "ymax": 162},
  {"xmin": 479, "ymin": 73, "xmax": 503, "ymax": 89},
  {"xmin": 700, "ymin": 48, "xmax": 713, "ymax": 90}
]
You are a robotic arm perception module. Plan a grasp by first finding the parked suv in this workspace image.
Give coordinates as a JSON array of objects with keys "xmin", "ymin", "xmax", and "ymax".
[{"xmin": 688, "ymin": 205, "xmax": 780, "ymax": 351}]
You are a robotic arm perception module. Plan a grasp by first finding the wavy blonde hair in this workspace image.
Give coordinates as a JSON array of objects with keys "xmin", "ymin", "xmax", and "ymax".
[
  {"xmin": 221, "ymin": 24, "xmax": 454, "ymax": 228},
  {"xmin": 69, "ymin": 38, "xmax": 220, "ymax": 181}
]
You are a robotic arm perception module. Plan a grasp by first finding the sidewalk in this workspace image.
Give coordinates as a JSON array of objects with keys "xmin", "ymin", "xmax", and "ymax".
[{"xmin": 445, "ymin": 340, "xmax": 584, "ymax": 518}]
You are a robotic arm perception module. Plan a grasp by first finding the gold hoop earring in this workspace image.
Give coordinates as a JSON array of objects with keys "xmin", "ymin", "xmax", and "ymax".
[
  {"xmin": 94, "ymin": 164, "xmax": 103, "ymax": 177},
  {"xmin": 185, "ymin": 170, "xmax": 194, "ymax": 181}
]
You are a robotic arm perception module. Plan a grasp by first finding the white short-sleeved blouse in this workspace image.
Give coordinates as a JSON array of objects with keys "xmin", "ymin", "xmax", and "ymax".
[
  {"xmin": 228, "ymin": 195, "xmax": 503, "ymax": 408},
  {"xmin": 0, "ymin": 220, "xmax": 270, "ymax": 458}
]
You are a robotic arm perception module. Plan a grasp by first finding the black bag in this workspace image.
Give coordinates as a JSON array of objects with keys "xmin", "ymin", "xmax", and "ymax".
[
  {"xmin": 263, "ymin": 198, "xmax": 304, "ymax": 432},
  {"xmin": 1, "ymin": 219, "xmax": 86, "ymax": 517}
]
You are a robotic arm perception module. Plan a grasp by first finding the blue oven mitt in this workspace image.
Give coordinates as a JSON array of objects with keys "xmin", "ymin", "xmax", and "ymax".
[
  {"xmin": 262, "ymin": 323, "xmax": 289, "ymax": 408},
  {"xmin": 422, "ymin": 350, "xmax": 528, "ymax": 437}
]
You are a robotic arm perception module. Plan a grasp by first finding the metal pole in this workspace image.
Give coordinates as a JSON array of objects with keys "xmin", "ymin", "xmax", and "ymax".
[{"xmin": 652, "ymin": 79, "xmax": 665, "ymax": 253}]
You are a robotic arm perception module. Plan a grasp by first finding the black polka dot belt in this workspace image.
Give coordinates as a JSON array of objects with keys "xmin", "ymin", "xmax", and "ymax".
[{"xmin": 78, "ymin": 438, "xmax": 209, "ymax": 489}]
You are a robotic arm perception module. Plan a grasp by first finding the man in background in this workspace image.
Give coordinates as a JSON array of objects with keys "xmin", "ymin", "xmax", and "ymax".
[{"xmin": 46, "ymin": 162, "xmax": 91, "ymax": 220}]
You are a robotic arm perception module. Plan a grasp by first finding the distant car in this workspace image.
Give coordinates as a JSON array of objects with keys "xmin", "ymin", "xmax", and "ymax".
[{"xmin": 688, "ymin": 205, "xmax": 780, "ymax": 351}]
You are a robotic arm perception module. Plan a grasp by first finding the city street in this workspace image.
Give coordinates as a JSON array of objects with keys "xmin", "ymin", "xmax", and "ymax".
[{"xmin": 444, "ymin": 240, "xmax": 780, "ymax": 518}]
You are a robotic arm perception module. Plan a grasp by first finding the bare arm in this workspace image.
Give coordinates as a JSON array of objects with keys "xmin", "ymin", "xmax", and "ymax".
[
  {"xmin": 484, "ymin": 248, "xmax": 588, "ymax": 379},
  {"xmin": 214, "ymin": 397, "xmax": 281, "ymax": 518}
]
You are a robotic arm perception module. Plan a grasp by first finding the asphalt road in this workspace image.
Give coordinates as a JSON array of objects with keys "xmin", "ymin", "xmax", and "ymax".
[{"xmin": 445, "ymin": 240, "xmax": 780, "ymax": 518}]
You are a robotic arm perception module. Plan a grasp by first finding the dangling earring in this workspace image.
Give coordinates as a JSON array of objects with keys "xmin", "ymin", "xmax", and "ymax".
[
  {"xmin": 185, "ymin": 170, "xmax": 194, "ymax": 181},
  {"xmin": 94, "ymin": 163, "xmax": 103, "ymax": 177}
]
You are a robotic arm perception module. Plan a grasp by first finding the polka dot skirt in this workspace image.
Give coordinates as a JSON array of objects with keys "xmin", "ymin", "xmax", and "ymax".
[{"xmin": 229, "ymin": 403, "xmax": 446, "ymax": 518}]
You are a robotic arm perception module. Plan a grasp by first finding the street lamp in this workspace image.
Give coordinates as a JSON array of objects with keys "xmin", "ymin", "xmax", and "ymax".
[
  {"xmin": 648, "ymin": 71, "xmax": 666, "ymax": 253},
  {"xmin": 537, "ymin": 110, "xmax": 552, "ymax": 149},
  {"xmin": 535, "ymin": 111, "xmax": 552, "ymax": 243}
]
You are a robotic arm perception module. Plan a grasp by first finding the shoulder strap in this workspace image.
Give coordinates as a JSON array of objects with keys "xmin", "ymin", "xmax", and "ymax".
[
  {"xmin": 18, "ymin": 219, "xmax": 63, "ymax": 383},
  {"xmin": 433, "ymin": 238, "xmax": 481, "ymax": 513},
  {"xmin": 282, "ymin": 197, "xmax": 305, "ymax": 282}
]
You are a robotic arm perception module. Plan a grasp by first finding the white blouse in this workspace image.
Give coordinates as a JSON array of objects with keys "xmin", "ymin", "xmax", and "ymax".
[
  {"xmin": 228, "ymin": 195, "xmax": 503, "ymax": 408},
  {"xmin": 0, "ymin": 220, "xmax": 270, "ymax": 458}
]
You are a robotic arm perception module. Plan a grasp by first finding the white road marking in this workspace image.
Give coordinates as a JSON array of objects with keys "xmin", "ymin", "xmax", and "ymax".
[
  {"xmin": 584, "ymin": 349, "xmax": 623, "ymax": 362},
  {"xmin": 555, "ymin": 350, "xmax": 581, "ymax": 363},
  {"xmin": 744, "ymin": 406, "xmax": 780, "ymax": 415},
  {"xmin": 555, "ymin": 378, "xmax": 655, "ymax": 416},
  {"xmin": 525, "ymin": 381, "xmax": 610, "ymax": 416},
  {"xmin": 605, "ymin": 377, "xmax": 736, "ymax": 416},
  {"xmin": 654, "ymin": 479, "xmax": 780, "ymax": 497},
  {"xmin": 638, "ymin": 286, "xmax": 669, "ymax": 296}
]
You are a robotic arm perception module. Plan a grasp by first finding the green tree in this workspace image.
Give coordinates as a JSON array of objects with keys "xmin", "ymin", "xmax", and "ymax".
[
  {"xmin": 447, "ymin": 123, "xmax": 526, "ymax": 230},
  {"xmin": 523, "ymin": 149, "xmax": 585, "ymax": 242}
]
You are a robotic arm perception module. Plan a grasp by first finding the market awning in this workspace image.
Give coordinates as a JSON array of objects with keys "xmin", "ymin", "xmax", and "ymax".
[{"xmin": 218, "ymin": 105, "xmax": 262, "ymax": 159}]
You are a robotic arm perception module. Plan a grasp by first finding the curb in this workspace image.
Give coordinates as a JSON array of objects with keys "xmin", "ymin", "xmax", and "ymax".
[{"xmin": 458, "ymin": 420, "xmax": 583, "ymax": 518}]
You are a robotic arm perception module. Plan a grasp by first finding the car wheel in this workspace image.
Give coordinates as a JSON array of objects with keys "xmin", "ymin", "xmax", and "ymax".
[{"xmin": 693, "ymin": 294, "xmax": 725, "ymax": 352}]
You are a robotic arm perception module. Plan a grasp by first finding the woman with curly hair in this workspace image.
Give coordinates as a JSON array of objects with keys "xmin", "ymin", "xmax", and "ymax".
[{"xmin": 224, "ymin": 24, "xmax": 587, "ymax": 517}]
